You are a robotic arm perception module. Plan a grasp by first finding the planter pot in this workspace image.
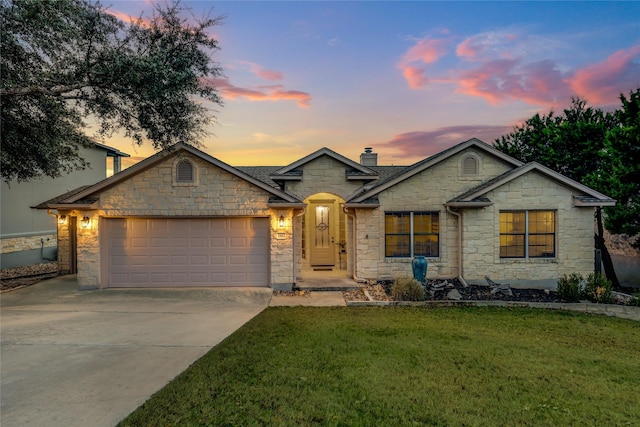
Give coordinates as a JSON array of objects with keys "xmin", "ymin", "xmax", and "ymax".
[{"xmin": 412, "ymin": 256, "xmax": 427, "ymax": 283}]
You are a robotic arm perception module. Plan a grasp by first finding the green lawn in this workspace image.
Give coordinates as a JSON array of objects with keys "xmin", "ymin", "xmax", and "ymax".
[{"xmin": 120, "ymin": 307, "xmax": 640, "ymax": 426}]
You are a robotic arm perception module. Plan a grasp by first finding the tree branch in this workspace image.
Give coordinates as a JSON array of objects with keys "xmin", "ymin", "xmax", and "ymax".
[{"xmin": 0, "ymin": 83, "xmax": 91, "ymax": 97}]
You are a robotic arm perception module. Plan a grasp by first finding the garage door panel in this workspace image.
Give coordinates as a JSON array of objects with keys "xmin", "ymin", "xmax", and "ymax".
[{"xmin": 105, "ymin": 218, "xmax": 269, "ymax": 288}]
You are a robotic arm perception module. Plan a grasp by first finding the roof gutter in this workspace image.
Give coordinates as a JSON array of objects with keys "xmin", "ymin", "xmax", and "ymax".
[
  {"xmin": 446, "ymin": 206, "xmax": 468, "ymax": 287},
  {"xmin": 444, "ymin": 201, "xmax": 492, "ymax": 208}
]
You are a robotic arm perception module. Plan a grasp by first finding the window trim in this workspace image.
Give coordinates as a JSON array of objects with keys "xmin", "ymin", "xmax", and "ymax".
[
  {"xmin": 385, "ymin": 211, "xmax": 440, "ymax": 258},
  {"xmin": 499, "ymin": 210, "xmax": 556, "ymax": 259}
]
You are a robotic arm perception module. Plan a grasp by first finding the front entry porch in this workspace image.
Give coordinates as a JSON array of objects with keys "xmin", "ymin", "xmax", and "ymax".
[{"xmin": 294, "ymin": 266, "xmax": 359, "ymax": 291}]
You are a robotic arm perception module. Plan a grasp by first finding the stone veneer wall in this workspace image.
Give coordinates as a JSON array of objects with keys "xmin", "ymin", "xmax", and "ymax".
[
  {"xmin": 76, "ymin": 154, "xmax": 295, "ymax": 289},
  {"xmin": 355, "ymin": 151, "xmax": 513, "ymax": 280},
  {"xmin": 284, "ymin": 155, "xmax": 367, "ymax": 200},
  {"xmin": 462, "ymin": 171, "xmax": 595, "ymax": 284},
  {"xmin": 57, "ymin": 218, "xmax": 70, "ymax": 273},
  {"xmin": 77, "ymin": 213, "xmax": 100, "ymax": 289},
  {"xmin": 1, "ymin": 233, "xmax": 57, "ymax": 254}
]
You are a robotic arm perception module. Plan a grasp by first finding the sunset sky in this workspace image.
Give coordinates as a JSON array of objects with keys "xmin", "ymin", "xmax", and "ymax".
[{"xmin": 108, "ymin": 1, "xmax": 640, "ymax": 168}]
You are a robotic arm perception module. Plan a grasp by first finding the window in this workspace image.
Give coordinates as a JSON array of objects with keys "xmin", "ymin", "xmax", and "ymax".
[
  {"xmin": 385, "ymin": 211, "xmax": 439, "ymax": 257},
  {"xmin": 462, "ymin": 156, "xmax": 478, "ymax": 175},
  {"xmin": 500, "ymin": 210, "xmax": 555, "ymax": 258},
  {"xmin": 176, "ymin": 159, "xmax": 194, "ymax": 183}
]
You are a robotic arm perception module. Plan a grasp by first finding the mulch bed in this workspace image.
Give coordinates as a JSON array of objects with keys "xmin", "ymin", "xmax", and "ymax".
[{"xmin": 345, "ymin": 278, "xmax": 562, "ymax": 303}]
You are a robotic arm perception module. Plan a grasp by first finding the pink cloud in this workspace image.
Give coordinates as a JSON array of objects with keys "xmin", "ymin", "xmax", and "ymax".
[
  {"xmin": 398, "ymin": 37, "xmax": 450, "ymax": 89},
  {"xmin": 402, "ymin": 38, "xmax": 449, "ymax": 64},
  {"xmin": 456, "ymin": 31, "xmax": 520, "ymax": 60},
  {"xmin": 203, "ymin": 78, "xmax": 311, "ymax": 108},
  {"xmin": 239, "ymin": 61, "xmax": 284, "ymax": 81},
  {"xmin": 568, "ymin": 45, "xmax": 640, "ymax": 104},
  {"xmin": 378, "ymin": 125, "xmax": 513, "ymax": 158},
  {"xmin": 456, "ymin": 38, "xmax": 480, "ymax": 59},
  {"xmin": 457, "ymin": 59, "xmax": 570, "ymax": 106},
  {"xmin": 402, "ymin": 66, "xmax": 429, "ymax": 89}
]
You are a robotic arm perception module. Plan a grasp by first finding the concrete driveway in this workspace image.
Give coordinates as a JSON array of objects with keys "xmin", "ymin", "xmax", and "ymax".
[{"xmin": 1, "ymin": 275, "xmax": 272, "ymax": 427}]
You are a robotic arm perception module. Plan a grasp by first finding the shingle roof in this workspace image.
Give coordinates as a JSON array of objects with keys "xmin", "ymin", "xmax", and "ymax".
[{"xmin": 31, "ymin": 185, "xmax": 93, "ymax": 209}]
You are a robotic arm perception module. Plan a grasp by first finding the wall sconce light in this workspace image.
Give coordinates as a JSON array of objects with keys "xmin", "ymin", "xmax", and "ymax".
[
  {"xmin": 58, "ymin": 214, "xmax": 67, "ymax": 225},
  {"xmin": 278, "ymin": 214, "xmax": 286, "ymax": 229},
  {"xmin": 81, "ymin": 215, "xmax": 91, "ymax": 229}
]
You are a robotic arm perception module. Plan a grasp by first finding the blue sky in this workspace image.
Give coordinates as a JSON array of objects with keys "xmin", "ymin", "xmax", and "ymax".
[{"xmin": 108, "ymin": 1, "xmax": 640, "ymax": 168}]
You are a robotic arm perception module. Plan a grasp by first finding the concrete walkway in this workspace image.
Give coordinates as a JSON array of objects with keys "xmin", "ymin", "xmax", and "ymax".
[{"xmin": 1, "ymin": 276, "xmax": 272, "ymax": 427}]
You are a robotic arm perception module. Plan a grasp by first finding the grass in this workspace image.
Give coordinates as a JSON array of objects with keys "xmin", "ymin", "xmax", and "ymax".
[{"xmin": 119, "ymin": 307, "xmax": 640, "ymax": 426}]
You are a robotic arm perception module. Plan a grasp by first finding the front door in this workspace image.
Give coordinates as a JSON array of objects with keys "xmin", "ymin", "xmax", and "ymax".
[{"xmin": 310, "ymin": 202, "xmax": 335, "ymax": 266}]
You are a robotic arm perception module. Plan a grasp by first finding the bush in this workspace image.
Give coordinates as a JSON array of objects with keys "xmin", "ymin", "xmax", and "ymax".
[
  {"xmin": 391, "ymin": 278, "xmax": 425, "ymax": 301},
  {"xmin": 628, "ymin": 296, "xmax": 640, "ymax": 307},
  {"xmin": 556, "ymin": 273, "xmax": 585, "ymax": 302},
  {"xmin": 584, "ymin": 273, "xmax": 613, "ymax": 304}
]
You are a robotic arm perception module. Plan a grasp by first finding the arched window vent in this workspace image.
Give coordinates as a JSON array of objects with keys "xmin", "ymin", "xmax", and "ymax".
[
  {"xmin": 176, "ymin": 159, "xmax": 194, "ymax": 182},
  {"xmin": 462, "ymin": 156, "xmax": 478, "ymax": 176}
]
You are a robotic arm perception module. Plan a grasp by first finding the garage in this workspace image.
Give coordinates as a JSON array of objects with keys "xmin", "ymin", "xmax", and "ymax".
[{"xmin": 104, "ymin": 218, "xmax": 270, "ymax": 288}]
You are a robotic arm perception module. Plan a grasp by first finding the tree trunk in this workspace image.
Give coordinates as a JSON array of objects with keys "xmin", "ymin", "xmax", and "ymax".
[{"xmin": 594, "ymin": 207, "xmax": 620, "ymax": 288}]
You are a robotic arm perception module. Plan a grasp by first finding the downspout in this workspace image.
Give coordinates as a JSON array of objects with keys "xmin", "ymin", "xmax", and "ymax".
[
  {"xmin": 292, "ymin": 207, "xmax": 306, "ymax": 286},
  {"xmin": 343, "ymin": 206, "xmax": 367, "ymax": 284},
  {"xmin": 41, "ymin": 209, "xmax": 59, "ymax": 262},
  {"xmin": 446, "ymin": 206, "xmax": 468, "ymax": 287}
]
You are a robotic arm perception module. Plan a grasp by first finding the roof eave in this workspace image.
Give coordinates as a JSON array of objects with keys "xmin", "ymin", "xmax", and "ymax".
[
  {"xmin": 269, "ymin": 175, "xmax": 302, "ymax": 181},
  {"xmin": 267, "ymin": 202, "xmax": 307, "ymax": 209},
  {"xmin": 346, "ymin": 175, "xmax": 378, "ymax": 181},
  {"xmin": 444, "ymin": 201, "xmax": 493, "ymax": 208},
  {"xmin": 572, "ymin": 197, "xmax": 616, "ymax": 207},
  {"xmin": 47, "ymin": 202, "xmax": 99, "ymax": 210},
  {"xmin": 344, "ymin": 202, "xmax": 380, "ymax": 209}
]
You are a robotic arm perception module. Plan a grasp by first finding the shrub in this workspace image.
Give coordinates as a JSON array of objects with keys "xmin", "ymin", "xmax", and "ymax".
[
  {"xmin": 391, "ymin": 278, "xmax": 425, "ymax": 301},
  {"xmin": 628, "ymin": 296, "xmax": 640, "ymax": 307},
  {"xmin": 584, "ymin": 273, "xmax": 614, "ymax": 304},
  {"xmin": 556, "ymin": 273, "xmax": 585, "ymax": 303}
]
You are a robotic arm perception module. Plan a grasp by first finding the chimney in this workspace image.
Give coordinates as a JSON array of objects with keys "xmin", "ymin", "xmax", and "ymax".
[{"xmin": 360, "ymin": 147, "xmax": 377, "ymax": 167}]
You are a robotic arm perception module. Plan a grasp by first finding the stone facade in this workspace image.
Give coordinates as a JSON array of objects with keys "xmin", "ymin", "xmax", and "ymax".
[
  {"xmin": 352, "ymin": 150, "xmax": 514, "ymax": 281},
  {"xmin": 1, "ymin": 233, "xmax": 56, "ymax": 254},
  {"xmin": 462, "ymin": 172, "xmax": 594, "ymax": 285},
  {"xmin": 59, "ymin": 154, "xmax": 296, "ymax": 289},
  {"xmin": 285, "ymin": 155, "xmax": 365, "ymax": 200},
  {"xmin": 50, "ymin": 141, "xmax": 611, "ymax": 290}
]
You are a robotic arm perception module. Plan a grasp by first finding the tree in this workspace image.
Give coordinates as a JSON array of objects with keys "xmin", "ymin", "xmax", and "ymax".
[
  {"xmin": 494, "ymin": 93, "xmax": 640, "ymax": 288},
  {"xmin": 0, "ymin": 0, "xmax": 223, "ymax": 183},
  {"xmin": 598, "ymin": 89, "xmax": 640, "ymax": 238}
]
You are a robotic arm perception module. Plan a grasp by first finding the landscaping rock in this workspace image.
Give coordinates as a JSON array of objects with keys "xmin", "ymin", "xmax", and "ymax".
[{"xmin": 447, "ymin": 289, "xmax": 462, "ymax": 300}]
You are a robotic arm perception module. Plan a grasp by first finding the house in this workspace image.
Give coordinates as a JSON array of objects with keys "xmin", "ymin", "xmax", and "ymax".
[
  {"xmin": 35, "ymin": 138, "xmax": 614, "ymax": 290},
  {"xmin": 1, "ymin": 142, "xmax": 130, "ymax": 269}
]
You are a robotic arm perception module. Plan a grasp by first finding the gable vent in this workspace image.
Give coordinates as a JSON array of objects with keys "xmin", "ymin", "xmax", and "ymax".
[
  {"xmin": 462, "ymin": 156, "xmax": 478, "ymax": 175},
  {"xmin": 176, "ymin": 159, "xmax": 194, "ymax": 182}
]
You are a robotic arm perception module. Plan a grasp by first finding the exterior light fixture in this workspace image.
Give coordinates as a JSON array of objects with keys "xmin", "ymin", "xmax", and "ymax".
[
  {"xmin": 58, "ymin": 214, "xmax": 67, "ymax": 225},
  {"xmin": 81, "ymin": 215, "xmax": 91, "ymax": 229},
  {"xmin": 278, "ymin": 214, "xmax": 286, "ymax": 229}
]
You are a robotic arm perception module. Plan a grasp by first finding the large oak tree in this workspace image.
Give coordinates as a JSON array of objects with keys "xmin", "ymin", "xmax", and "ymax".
[
  {"xmin": 494, "ymin": 90, "xmax": 640, "ymax": 288},
  {"xmin": 1, "ymin": 0, "xmax": 223, "ymax": 183}
]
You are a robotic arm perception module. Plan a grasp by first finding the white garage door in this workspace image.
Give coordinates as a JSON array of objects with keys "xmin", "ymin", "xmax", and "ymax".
[{"xmin": 104, "ymin": 218, "xmax": 269, "ymax": 287}]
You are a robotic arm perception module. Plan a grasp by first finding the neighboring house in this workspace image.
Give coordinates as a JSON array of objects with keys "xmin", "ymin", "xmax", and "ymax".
[
  {"xmin": 36, "ymin": 138, "xmax": 614, "ymax": 290},
  {"xmin": 1, "ymin": 142, "xmax": 129, "ymax": 269}
]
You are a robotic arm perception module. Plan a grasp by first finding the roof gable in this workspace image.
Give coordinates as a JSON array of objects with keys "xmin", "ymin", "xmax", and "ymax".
[
  {"xmin": 446, "ymin": 162, "xmax": 615, "ymax": 207},
  {"xmin": 270, "ymin": 147, "xmax": 378, "ymax": 182},
  {"xmin": 48, "ymin": 143, "xmax": 302, "ymax": 206},
  {"xmin": 348, "ymin": 138, "xmax": 522, "ymax": 203}
]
